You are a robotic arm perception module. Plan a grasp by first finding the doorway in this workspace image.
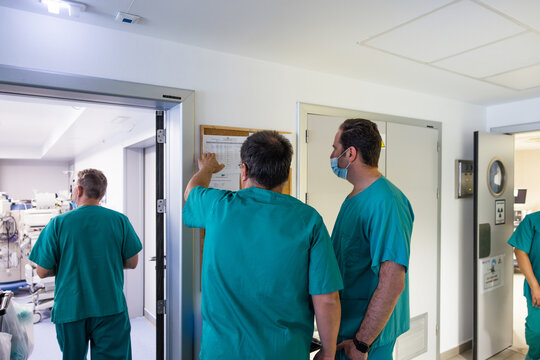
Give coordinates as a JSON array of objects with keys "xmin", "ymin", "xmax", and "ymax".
[
  {"xmin": 0, "ymin": 65, "xmax": 195, "ymax": 360},
  {"xmin": 481, "ymin": 125, "xmax": 540, "ymax": 359},
  {"xmin": 510, "ymin": 130, "xmax": 540, "ymax": 357},
  {"xmin": 298, "ymin": 103, "xmax": 441, "ymax": 360}
]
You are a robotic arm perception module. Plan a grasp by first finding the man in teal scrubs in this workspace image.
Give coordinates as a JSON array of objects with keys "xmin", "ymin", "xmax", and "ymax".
[
  {"xmin": 329, "ymin": 119, "xmax": 414, "ymax": 359},
  {"xmin": 29, "ymin": 169, "xmax": 142, "ymax": 360},
  {"xmin": 509, "ymin": 211, "xmax": 540, "ymax": 360},
  {"xmin": 183, "ymin": 131, "xmax": 344, "ymax": 360}
]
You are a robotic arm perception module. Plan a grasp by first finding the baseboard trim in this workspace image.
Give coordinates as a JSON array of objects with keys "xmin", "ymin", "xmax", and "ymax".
[
  {"xmin": 440, "ymin": 340, "xmax": 472, "ymax": 360},
  {"xmin": 144, "ymin": 309, "xmax": 156, "ymax": 326}
]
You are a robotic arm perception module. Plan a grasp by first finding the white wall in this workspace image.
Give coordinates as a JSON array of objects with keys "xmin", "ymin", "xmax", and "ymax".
[
  {"xmin": 0, "ymin": 6, "xmax": 488, "ymax": 352},
  {"xmin": 0, "ymin": 159, "xmax": 70, "ymax": 200},
  {"xmin": 487, "ymin": 97, "xmax": 540, "ymax": 129},
  {"xmin": 73, "ymin": 130, "xmax": 154, "ymax": 213}
]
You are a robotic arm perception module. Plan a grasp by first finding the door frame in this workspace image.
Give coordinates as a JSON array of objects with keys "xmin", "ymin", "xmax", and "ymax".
[
  {"xmin": 297, "ymin": 102, "xmax": 442, "ymax": 358},
  {"xmin": 0, "ymin": 64, "xmax": 196, "ymax": 360}
]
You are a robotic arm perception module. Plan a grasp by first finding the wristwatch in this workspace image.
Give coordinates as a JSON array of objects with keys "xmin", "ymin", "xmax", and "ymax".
[{"xmin": 352, "ymin": 337, "xmax": 370, "ymax": 353}]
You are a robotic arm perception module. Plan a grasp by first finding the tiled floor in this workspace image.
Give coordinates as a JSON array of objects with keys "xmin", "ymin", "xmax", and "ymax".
[{"xmin": 449, "ymin": 346, "xmax": 527, "ymax": 360}]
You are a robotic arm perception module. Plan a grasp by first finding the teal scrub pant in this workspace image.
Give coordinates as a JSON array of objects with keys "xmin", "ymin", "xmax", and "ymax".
[
  {"xmin": 526, "ymin": 301, "xmax": 540, "ymax": 360},
  {"xmin": 55, "ymin": 311, "xmax": 132, "ymax": 360},
  {"xmin": 336, "ymin": 340, "xmax": 396, "ymax": 360}
]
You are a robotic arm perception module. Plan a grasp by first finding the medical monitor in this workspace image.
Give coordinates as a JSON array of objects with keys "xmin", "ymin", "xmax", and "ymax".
[{"xmin": 514, "ymin": 189, "xmax": 527, "ymax": 204}]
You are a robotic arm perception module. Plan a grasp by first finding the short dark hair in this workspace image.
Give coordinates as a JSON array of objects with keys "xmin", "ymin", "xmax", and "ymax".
[
  {"xmin": 240, "ymin": 131, "xmax": 293, "ymax": 189},
  {"xmin": 339, "ymin": 119, "xmax": 381, "ymax": 167},
  {"xmin": 77, "ymin": 169, "xmax": 107, "ymax": 200}
]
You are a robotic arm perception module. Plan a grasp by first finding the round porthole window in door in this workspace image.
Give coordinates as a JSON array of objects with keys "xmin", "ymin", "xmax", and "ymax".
[{"xmin": 487, "ymin": 158, "xmax": 506, "ymax": 197}]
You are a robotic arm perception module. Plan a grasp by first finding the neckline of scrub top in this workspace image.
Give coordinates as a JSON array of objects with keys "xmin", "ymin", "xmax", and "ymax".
[
  {"xmin": 345, "ymin": 176, "xmax": 384, "ymax": 201},
  {"xmin": 240, "ymin": 186, "xmax": 289, "ymax": 198}
]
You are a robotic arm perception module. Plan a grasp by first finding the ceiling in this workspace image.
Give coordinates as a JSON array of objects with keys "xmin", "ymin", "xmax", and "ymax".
[
  {"xmin": 515, "ymin": 130, "xmax": 540, "ymax": 150},
  {"xmin": 2, "ymin": 0, "xmax": 540, "ymax": 105},
  {"xmin": 0, "ymin": 94, "xmax": 155, "ymax": 160}
]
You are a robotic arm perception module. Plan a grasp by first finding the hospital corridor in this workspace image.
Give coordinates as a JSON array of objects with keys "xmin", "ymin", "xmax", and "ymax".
[{"xmin": 2, "ymin": 1, "xmax": 540, "ymax": 359}]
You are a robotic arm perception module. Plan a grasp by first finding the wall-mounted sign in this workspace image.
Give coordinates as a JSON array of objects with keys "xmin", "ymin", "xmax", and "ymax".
[
  {"xmin": 482, "ymin": 255, "xmax": 504, "ymax": 293},
  {"xmin": 495, "ymin": 199, "xmax": 505, "ymax": 225}
]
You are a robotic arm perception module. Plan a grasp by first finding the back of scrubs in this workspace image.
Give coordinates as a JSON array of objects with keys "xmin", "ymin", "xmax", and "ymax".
[{"xmin": 183, "ymin": 186, "xmax": 343, "ymax": 360}]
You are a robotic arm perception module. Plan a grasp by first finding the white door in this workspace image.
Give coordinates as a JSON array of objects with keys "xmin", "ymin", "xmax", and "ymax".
[
  {"xmin": 306, "ymin": 114, "xmax": 385, "ymax": 234},
  {"xmin": 144, "ymin": 145, "xmax": 157, "ymax": 322},
  {"xmin": 305, "ymin": 115, "xmax": 439, "ymax": 359},
  {"xmin": 387, "ymin": 123, "xmax": 438, "ymax": 360},
  {"xmin": 473, "ymin": 132, "xmax": 514, "ymax": 359}
]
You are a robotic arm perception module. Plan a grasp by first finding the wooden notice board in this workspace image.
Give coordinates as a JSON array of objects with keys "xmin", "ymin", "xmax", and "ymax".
[{"xmin": 199, "ymin": 125, "xmax": 293, "ymax": 273}]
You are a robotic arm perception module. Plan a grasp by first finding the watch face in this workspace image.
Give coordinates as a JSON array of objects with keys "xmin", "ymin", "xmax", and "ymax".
[{"xmin": 487, "ymin": 158, "xmax": 506, "ymax": 197}]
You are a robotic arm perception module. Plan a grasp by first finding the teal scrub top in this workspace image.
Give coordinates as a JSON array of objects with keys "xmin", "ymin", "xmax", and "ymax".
[
  {"xmin": 508, "ymin": 211, "xmax": 540, "ymax": 303},
  {"xmin": 29, "ymin": 205, "xmax": 142, "ymax": 324},
  {"xmin": 331, "ymin": 176, "xmax": 414, "ymax": 348},
  {"xmin": 183, "ymin": 186, "xmax": 343, "ymax": 360}
]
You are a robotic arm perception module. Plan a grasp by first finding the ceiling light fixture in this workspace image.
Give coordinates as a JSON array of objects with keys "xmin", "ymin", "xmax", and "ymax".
[{"xmin": 41, "ymin": 0, "xmax": 87, "ymax": 17}]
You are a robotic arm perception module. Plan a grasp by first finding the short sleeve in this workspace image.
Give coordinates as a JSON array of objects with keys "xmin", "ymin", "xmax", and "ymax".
[
  {"xmin": 308, "ymin": 214, "xmax": 344, "ymax": 295},
  {"xmin": 370, "ymin": 198, "xmax": 413, "ymax": 272},
  {"xmin": 508, "ymin": 217, "xmax": 533, "ymax": 253},
  {"xmin": 122, "ymin": 216, "xmax": 143, "ymax": 260},
  {"xmin": 29, "ymin": 218, "xmax": 59, "ymax": 270},
  {"xmin": 183, "ymin": 186, "xmax": 231, "ymax": 228}
]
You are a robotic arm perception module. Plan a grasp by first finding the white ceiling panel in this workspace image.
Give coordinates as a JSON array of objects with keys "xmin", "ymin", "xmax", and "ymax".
[
  {"xmin": 486, "ymin": 63, "xmax": 540, "ymax": 90},
  {"xmin": 433, "ymin": 32, "xmax": 540, "ymax": 78},
  {"xmin": 480, "ymin": 0, "xmax": 540, "ymax": 32},
  {"xmin": 364, "ymin": 0, "xmax": 526, "ymax": 63}
]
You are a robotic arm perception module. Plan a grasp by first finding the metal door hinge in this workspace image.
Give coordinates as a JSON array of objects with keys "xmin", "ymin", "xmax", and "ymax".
[
  {"xmin": 157, "ymin": 199, "xmax": 166, "ymax": 213},
  {"xmin": 157, "ymin": 129, "xmax": 166, "ymax": 144},
  {"xmin": 157, "ymin": 300, "xmax": 166, "ymax": 315},
  {"xmin": 305, "ymin": 193, "xmax": 308, "ymax": 204},
  {"xmin": 305, "ymin": 130, "xmax": 309, "ymax": 143}
]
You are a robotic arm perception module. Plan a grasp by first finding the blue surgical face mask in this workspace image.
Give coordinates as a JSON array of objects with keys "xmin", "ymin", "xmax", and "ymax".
[
  {"xmin": 70, "ymin": 201, "xmax": 77, "ymax": 210},
  {"xmin": 330, "ymin": 148, "xmax": 351, "ymax": 179}
]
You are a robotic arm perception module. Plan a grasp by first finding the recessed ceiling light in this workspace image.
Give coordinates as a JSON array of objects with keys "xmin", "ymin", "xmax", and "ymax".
[{"xmin": 40, "ymin": 0, "xmax": 87, "ymax": 17}]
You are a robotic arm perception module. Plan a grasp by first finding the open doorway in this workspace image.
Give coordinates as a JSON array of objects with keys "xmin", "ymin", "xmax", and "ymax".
[
  {"xmin": 0, "ymin": 93, "xmax": 157, "ymax": 359},
  {"xmin": 511, "ymin": 130, "xmax": 540, "ymax": 356},
  {"xmin": 0, "ymin": 65, "xmax": 195, "ymax": 360}
]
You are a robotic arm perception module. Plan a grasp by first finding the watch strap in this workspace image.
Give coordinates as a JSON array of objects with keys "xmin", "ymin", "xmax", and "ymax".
[{"xmin": 352, "ymin": 337, "xmax": 370, "ymax": 353}]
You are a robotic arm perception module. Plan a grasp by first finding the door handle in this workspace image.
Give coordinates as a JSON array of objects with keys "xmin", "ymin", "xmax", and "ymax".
[{"xmin": 149, "ymin": 256, "xmax": 166, "ymax": 261}]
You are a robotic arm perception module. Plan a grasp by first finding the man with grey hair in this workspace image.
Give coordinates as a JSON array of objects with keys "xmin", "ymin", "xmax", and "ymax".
[
  {"xmin": 184, "ymin": 131, "xmax": 343, "ymax": 360},
  {"xmin": 30, "ymin": 168, "xmax": 142, "ymax": 360}
]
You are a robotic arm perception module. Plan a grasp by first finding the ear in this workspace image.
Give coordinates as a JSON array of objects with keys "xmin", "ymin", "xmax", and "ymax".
[
  {"xmin": 347, "ymin": 147, "xmax": 359, "ymax": 162},
  {"xmin": 240, "ymin": 163, "xmax": 248, "ymax": 182},
  {"xmin": 77, "ymin": 185, "xmax": 84, "ymax": 198}
]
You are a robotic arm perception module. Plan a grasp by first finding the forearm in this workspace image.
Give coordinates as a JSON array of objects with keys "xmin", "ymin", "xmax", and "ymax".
[
  {"xmin": 184, "ymin": 168, "xmax": 214, "ymax": 201},
  {"xmin": 313, "ymin": 291, "xmax": 341, "ymax": 358},
  {"xmin": 515, "ymin": 248, "xmax": 539, "ymax": 288},
  {"xmin": 355, "ymin": 261, "xmax": 406, "ymax": 345}
]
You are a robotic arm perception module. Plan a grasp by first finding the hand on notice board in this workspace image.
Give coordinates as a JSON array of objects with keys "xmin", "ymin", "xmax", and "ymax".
[{"xmin": 199, "ymin": 152, "xmax": 225, "ymax": 174}]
